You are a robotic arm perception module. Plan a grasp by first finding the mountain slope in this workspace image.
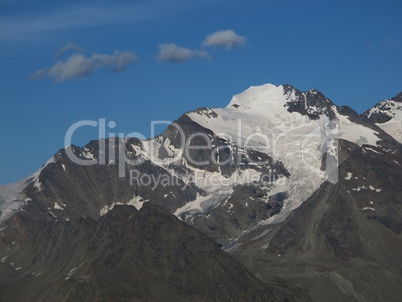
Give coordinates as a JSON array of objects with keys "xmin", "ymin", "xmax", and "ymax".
[
  {"xmin": 1, "ymin": 83, "xmax": 401, "ymax": 301},
  {"xmin": 0, "ymin": 202, "xmax": 294, "ymax": 301},
  {"xmin": 233, "ymin": 139, "xmax": 402, "ymax": 302},
  {"xmin": 1, "ymin": 84, "xmax": 400, "ymax": 247}
]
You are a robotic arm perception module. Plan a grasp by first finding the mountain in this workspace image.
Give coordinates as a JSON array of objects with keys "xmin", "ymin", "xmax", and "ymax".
[
  {"xmin": 362, "ymin": 91, "xmax": 402, "ymax": 143},
  {"xmin": 0, "ymin": 201, "xmax": 295, "ymax": 301},
  {"xmin": 0, "ymin": 83, "xmax": 401, "ymax": 301},
  {"xmin": 233, "ymin": 139, "xmax": 402, "ymax": 302}
]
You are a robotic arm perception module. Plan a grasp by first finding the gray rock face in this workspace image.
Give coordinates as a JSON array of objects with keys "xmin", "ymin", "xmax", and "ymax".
[
  {"xmin": 283, "ymin": 84, "xmax": 337, "ymax": 120},
  {"xmin": 21, "ymin": 123, "xmax": 289, "ymax": 245},
  {"xmin": 187, "ymin": 184, "xmax": 286, "ymax": 244},
  {"xmin": 0, "ymin": 203, "xmax": 293, "ymax": 302},
  {"xmin": 362, "ymin": 91, "xmax": 402, "ymax": 123},
  {"xmin": 233, "ymin": 140, "xmax": 402, "ymax": 302}
]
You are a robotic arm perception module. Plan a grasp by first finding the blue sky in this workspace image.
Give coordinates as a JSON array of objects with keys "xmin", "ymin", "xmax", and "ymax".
[{"xmin": 0, "ymin": 0, "xmax": 401, "ymax": 184}]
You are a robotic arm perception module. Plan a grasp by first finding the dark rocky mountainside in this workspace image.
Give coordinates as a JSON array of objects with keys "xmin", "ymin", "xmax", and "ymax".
[
  {"xmin": 233, "ymin": 139, "xmax": 402, "ymax": 302},
  {"xmin": 0, "ymin": 202, "xmax": 294, "ymax": 301}
]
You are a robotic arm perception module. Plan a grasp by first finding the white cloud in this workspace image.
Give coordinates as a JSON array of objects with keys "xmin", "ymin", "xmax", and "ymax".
[
  {"xmin": 55, "ymin": 43, "xmax": 82, "ymax": 57},
  {"xmin": 30, "ymin": 51, "xmax": 136, "ymax": 82},
  {"xmin": 158, "ymin": 43, "xmax": 209, "ymax": 63},
  {"xmin": 203, "ymin": 30, "xmax": 246, "ymax": 49}
]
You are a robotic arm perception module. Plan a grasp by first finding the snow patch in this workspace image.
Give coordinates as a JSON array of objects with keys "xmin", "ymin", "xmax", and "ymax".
[
  {"xmin": 54, "ymin": 202, "xmax": 64, "ymax": 210},
  {"xmin": 352, "ymin": 186, "xmax": 367, "ymax": 192},
  {"xmin": 99, "ymin": 196, "xmax": 148, "ymax": 216},
  {"xmin": 261, "ymin": 243, "xmax": 269, "ymax": 249},
  {"xmin": 82, "ymin": 148, "xmax": 95, "ymax": 160},
  {"xmin": 0, "ymin": 178, "xmax": 33, "ymax": 224},
  {"xmin": 48, "ymin": 210, "xmax": 57, "ymax": 219},
  {"xmin": 65, "ymin": 267, "xmax": 77, "ymax": 280},
  {"xmin": 30, "ymin": 156, "xmax": 56, "ymax": 193},
  {"xmin": 33, "ymin": 178, "xmax": 42, "ymax": 191},
  {"xmin": 127, "ymin": 195, "xmax": 148, "ymax": 211},
  {"xmin": 362, "ymin": 207, "xmax": 375, "ymax": 211},
  {"xmin": 335, "ymin": 108, "xmax": 380, "ymax": 146},
  {"xmin": 364, "ymin": 147, "xmax": 382, "ymax": 154},
  {"xmin": 174, "ymin": 188, "xmax": 233, "ymax": 218},
  {"xmin": 351, "ymin": 185, "xmax": 382, "ymax": 193}
]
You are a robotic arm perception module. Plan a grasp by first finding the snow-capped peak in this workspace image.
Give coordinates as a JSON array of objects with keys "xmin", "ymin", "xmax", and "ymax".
[
  {"xmin": 364, "ymin": 91, "xmax": 402, "ymax": 144},
  {"xmin": 185, "ymin": 83, "xmax": 387, "ymax": 224},
  {"xmin": 227, "ymin": 84, "xmax": 288, "ymax": 112},
  {"xmin": 225, "ymin": 83, "xmax": 337, "ymax": 122},
  {"xmin": 365, "ymin": 94, "xmax": 402, "ymax": 122},
  {"xmin": 186, "ymin": 84, "xmax": 340, "ymax": 224}
]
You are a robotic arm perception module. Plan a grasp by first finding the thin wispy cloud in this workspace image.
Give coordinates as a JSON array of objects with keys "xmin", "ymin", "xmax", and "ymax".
[
  {"xmin": 384, "ymin": 36, "xmax": 400, "ymax": 46},
  {"xmin": 203, "ymin": 30, "xmax": 246, "ymax": 49},
  {"xmin": 0, "ymin": 0, "xmax": 207, "ymax": 42},
  {"xmin": 368, "ymin": 35, "xmax": 401, "ymax": 49},
  {"xmin": 30, "ymin": 51, "xmax": 136, "ymax": 82},
  {"xmin": 158, "ymin": 44, "xmax": 210, "ymax": 63},
  {"xmin": 55, "ymin": 43, "xmax": 82, "ymax": 58}
]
